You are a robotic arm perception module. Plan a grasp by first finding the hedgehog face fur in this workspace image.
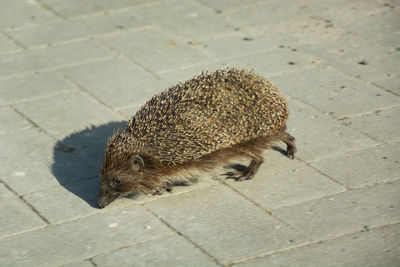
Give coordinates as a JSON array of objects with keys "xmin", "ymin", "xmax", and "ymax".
[
  {"xmin": 98, "ymin": 68, "xmax": 296, "ymax": 208},
  {"xmin": 98, "ymin": 152, "xmax": 144, "ymax": 208}
]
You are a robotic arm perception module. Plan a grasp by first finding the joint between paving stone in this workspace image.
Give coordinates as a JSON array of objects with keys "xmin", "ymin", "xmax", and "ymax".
[
  {"xmin": 0, "ymin": 180, "xmax": 51, "ymax": 225},
  {"xmin": 10, "ymin": 106, "xmax": 57, "ymax": 139},
  {"xmin": 296, "ymin": 157, "xmax": 350, "ymax": 191},
  {"xmin": 94, "ymin": 38, "xmax": 163, "ymax": 80},
  {"xmin": 0, "ymin": 56, "xmax": 116, "ymax": 81},
  {"xmin": 57, "ymin": 72, "xmax": 125, "ymax": 116},
  {"xmin": 142, "ymin": 204, "xmax": 225, "ymax": 266},
  {"xmin": 290, "ymin": 95, "xmax": 385, "ymax": 145},
  {"xmin": 230, "ymin": 220, "xmax": 400, "ymax": 266},
  {"xmin": 1, "ymin": 31, "xmax": 26, "ymax": 50},
  {"xmin": 372, "ymin": 82, "xmax": 400, "ymax": 97},
  {"xmin": 214, "ymin": 178, "xmax": 308, "ymax": 241},
  {"xmin": 37, "ymin": 2, "xmax": 64, "ymax": 19}
]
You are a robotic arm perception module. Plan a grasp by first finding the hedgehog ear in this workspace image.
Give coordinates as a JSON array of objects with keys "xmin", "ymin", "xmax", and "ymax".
[{"xmin": 130, "ymin": 155, "xmax": 144, "ymax": 171}]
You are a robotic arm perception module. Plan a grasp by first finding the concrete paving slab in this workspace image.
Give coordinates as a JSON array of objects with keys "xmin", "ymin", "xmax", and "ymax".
[
  {"xmin": 220, "ymin": 48, "xmax": 318, "ymax": 78},
  {"xmin": 311, "ymin": 141, "xmax": 400, "ymax": 189},
  {"xmin": 54, "ymin": 122, "xmax": 126, "ymax": 171},
  {"xmin": 40, "ymin": 0, "xmax": 161, "ymax": 18},
  {"xmin": 225, "ymin": 1, "xmax": 321, "ymax": 28},
  {"xmin": 270, "ymin": 65, "xmax": 400, "ymax": 118},
  {"xmin": 157, "ymin": 49, "xmax": 317, "ymax": 90},
  {"xmin": 317, "ymin": 0, "xmax": 400, "ymax": 47},
  {"xmin": 93, "ymin": 234, "xmax": 217, "ymax": 267},
  {"xmin": 198, "ymin": 0, "xmax": 266, "ymax": 12},
  {"xmin": 59, "ymin": 58, "xmax": 167, "ymax": 109},
  {"xmin": 9, "ymin": 8, "xmax": 152, "ymax": 48},
  {"xmin": 341, "ymin": 106, "xmax": 400, "ymax": 142},
  {"xmin": 145, "ymin": 185, "xmax": 305, "ymax": 264},
  {"xmin": 200, "ymin": 33, "xmax": 296, "ymax": 61},
  {"xmin": 297, "ymin": 32, "xmax": 400, "ymax": 82},
  {"xmin": 0, "ymin": 40, "xmax": 115, "ymax": 78},
  {"xmin": 133, "ymin": 0, "xmax": 238, "ymax": 41},
  {"xmin": 23, "ymin": 177, "xmax": 100, "ymax": 224},
  {"xmin": 0, "ymin": 183, "xmax": 46, "ymax": 238},
  {"xmin": 286, "ymin": 99, "xmax": 378, "ymax": 162},
  {"xmin": 0, "ymin": 128, "xmax": 96, "ymax": 195},
  {"xmin": 0, "ymin": 0, "xmax": 60, "ymax": 30},
  {"xmin": 222, "ymin": 151, "xmax": 345, "ymax": 210},
  {"xmin": 0, "ymin": 106, "xmax": 30, "ymax": 134},
  {"xmin": 0, "ymin": 34, "xmax": 21, "ymax": 55},
  {"xmin": 60, "ymin": 260, "xmax": 94, "ymax": 267},
  {"xmin": 272, "ymin": 180, "xmax": 400, "ymax": 241},
  {"xmin": 0, "ymin": 206, "xmax": 172, "ymax": 266},
  {"xmin": 236, "ymin": 223, "xmax": 400, "ymax": 267},
  {"xmin": 13, "ymin": 91, "xmax": 123, "ymax": 139},
  {"xmin": 100, "ymin": 27, "xmax": 211, "ymax": 73},
  {"xmin": 375, "ymin": 74, "xmax": 400, "ymax": 95},
  {"xmin": 0, "ymin": 0, "xmax": 399, "ymax": 266},
  {"xmin": 0, "ymin": 72, "xmax": 75, "ymax": 105}
]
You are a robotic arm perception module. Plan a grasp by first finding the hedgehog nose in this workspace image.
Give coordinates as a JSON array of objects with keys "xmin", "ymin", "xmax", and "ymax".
[{"xmin": 98, "ymin": 191, "xmax": 119, "ymax": 208}]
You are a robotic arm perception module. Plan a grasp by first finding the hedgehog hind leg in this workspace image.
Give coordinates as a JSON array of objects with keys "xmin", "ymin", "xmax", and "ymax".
[
  {"xmin": 225, "ymin": 156, "xmax": 264, "ymax": 181},
  {"xmin": 279, "ymin": 132, "xmax": 297, "ymax": 159}
]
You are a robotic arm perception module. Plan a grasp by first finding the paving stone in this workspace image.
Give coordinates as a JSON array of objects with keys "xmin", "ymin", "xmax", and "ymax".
[
  {"xmin": 158, "ymin": 62, "xmax": 227, "ymax": 86},
  {"xmin": 117, "ymin": 104, "xmax": 143, "ymax": 118},
  {"xmin": 317, "ymin": 0, "xmax": 400, "ymax": 47},
  {"xmin": 93, "ymin": 234, "xmax": 216, "ymax": 266},
  {"xmin": 198, "ymin": 0, "xmax": 266, "ymax": 12},
  {"xmin": 135, "ymin": 0, "xmax": 238, "ymax": 40},
  {"xmin": 0, "ymin": 206, "xmax": 172, "ymax": 266},
  {"xmin": 0, "ymin": 106, "xmax": 30, "ymax": 134},
  {"xmin": 60, "ymin": 260, "xmax": 94, "ymax": 267},
  {"xmin": 272, "ymin": 180, "xmax": 400, "ymax": 241},
  {"xmin": 223, "ymin": 152, "xmax": 345, "ymax": 210},
  {"xmin": 13, "ymin": 91, "xmax": 123, "ymax": 139},
  {"xmin": 237, "ymin": 223, "xmax": 400, "ymax": 267},
  {"xmin": 100, "ymin": 27, "xmax": 211, "ymax": 73},
  {"xmin": 225, "ymin": 1, "xmax": 321, "ymax": 28},
  {"xmin": 41, "ymin": 0, "xmax": 159, "ymax": 18},
  {"xmin": 0, "ymin": 34, "xmax": 22, "ymax": 55},
  {"xmin": 158, "ymin": 49, "xmax": 316, "ymax": 88},
  {"xmin": 311, "ymin": 142, "xmax": 400, "ymax": 189},
  {"xmin": 55, "ymin": 122, "xmax": 126, "ymax": 170},
  {"xmin": 0, "ymin": 40, "xmax": 115, "ymax": 78},
  {"xmin": 0, "ymin": 72, "xmax": 75, "ymax": 105},
  {"xmin": 0, "ymin": 0, "xmax": 60, "ymax": 30},
  {"xmin": 297, "ymin": 31, "xmax": 400, "ymax": 82},
  {"xmin": 0, "ymin": 183, "xmax": 46, "ymax": 238},
  {"xmin": 375, "ymin": 74, "xmax": 400, "ymax": 95},
  {"xmin": 270, "ymin": 66, "xmax": 400, "ymax": 118},
  {"xmin": 285, "ymin": 99, "xmax": 378, "ymax": 162},
  {"xmin": 9, "ymin": 9, "xmax": 152, "ymax": 48},
  {"xmin": 145, "ymin": 185, "xmax": 305, "ymax": 263},
  {"xmin": 201, "ymin": 33, "xmax": 296, "ymax": 61},
  {"xmin": 59, "ymin": 58, "xmax": 167, "ymax": 109},
  {"xmin": 23, "ymin": 177, "xmax": 100, "ymax": 224},
  {"xmin": 0, "ymin": 128, "xmax": 96, "ymax": 195},
  {"xmin": 222, "ymin": 49, "xmax": 318, "ymax": 77},
  {"xmin": 342, "ymin": 106, "xmax": 400, "ymax": 142}
]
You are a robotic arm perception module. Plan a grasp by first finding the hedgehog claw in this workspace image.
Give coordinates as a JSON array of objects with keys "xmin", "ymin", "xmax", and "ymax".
[{"xmin": 224, "ymin": 170, "xmax": 253, "ymax": 181}]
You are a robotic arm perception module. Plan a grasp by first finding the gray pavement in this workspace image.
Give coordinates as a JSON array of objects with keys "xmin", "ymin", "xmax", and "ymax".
[{"xmin": 0, "ymin": 0, "xmax": 399, "ymax": 266}]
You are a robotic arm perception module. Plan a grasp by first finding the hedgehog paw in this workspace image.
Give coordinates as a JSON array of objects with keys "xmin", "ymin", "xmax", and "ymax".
[
  {"xmin": 151, "ymin": 184, "xmax": 173, "ymax": 195},
  {"xmin": 224, "ymin": 169, "xmax": 254, "ymax": 181}
]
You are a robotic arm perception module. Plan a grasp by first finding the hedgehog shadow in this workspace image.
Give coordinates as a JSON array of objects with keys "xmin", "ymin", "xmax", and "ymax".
[{"xmin": 51, "ymin": 121, "xmax": 126, "ymax": 208}]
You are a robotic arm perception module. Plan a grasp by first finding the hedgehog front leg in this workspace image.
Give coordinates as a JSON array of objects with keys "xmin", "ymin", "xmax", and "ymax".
[
  {"xmin": 151, "ymin": 182, "xmax": 173, "ymax": 195},
  {"xmin": 226, "ymin": 157, "xmax": 264, "ymax": 181}
]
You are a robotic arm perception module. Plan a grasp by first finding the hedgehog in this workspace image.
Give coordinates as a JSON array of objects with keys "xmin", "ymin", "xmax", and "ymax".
[{"xmin": 98, "ymin": 68, "xmax": 296, "ymax": 208}]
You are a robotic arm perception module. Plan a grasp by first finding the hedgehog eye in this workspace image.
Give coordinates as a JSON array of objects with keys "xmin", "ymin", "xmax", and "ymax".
[{"xmin": 115, "ymin": 178, "xmax": 122, "ymax": 185}]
